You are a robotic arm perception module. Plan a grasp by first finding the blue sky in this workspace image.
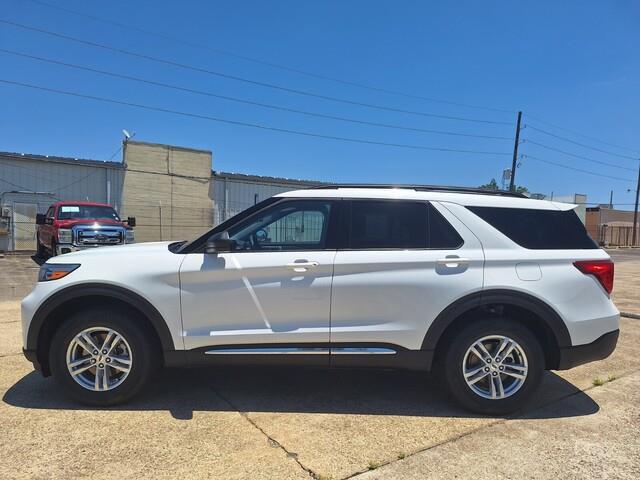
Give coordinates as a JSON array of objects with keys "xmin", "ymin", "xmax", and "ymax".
[{"xmin": 1, "ymin": 0, "xmax": 639, "ymax": 208}]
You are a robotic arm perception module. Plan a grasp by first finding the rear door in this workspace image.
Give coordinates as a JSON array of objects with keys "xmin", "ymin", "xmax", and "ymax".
[{"xmin": 330, "ymin": 200, "xmax": 484, "ymax": 352}]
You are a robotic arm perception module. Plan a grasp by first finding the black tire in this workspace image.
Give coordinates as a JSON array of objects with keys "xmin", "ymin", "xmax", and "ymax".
[
  {"xmin": 440, "ymin": 317, "xmax": 544, "ymax": 415},
  {"xmin": 49, "ymin": 307, "xmax": 159, "ymax": 406}
]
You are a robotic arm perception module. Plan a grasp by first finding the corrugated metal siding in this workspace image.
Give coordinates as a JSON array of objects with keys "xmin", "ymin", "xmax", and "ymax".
[
  {"xmin": 0, "ymin": 156, "xmax": 124, "ymax": 207},
  {"xmin": 212, "ymin": 176, "xmax": 316, "ymax": 225},
  {"xmin": 0, "ymin": 154, "xmax": 125, "ymax": 251}
]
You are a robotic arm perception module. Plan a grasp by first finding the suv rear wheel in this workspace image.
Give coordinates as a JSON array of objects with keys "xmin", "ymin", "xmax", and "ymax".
[
  {"xmin": 441, "ymin": 318, "xmax": 544, "ymax": 415},
  {"xmin": 49, "ymin": 307, "xmax": 158, "ymax": 405}
]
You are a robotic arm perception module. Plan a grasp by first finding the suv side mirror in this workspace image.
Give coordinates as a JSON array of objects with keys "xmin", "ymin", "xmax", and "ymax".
[
  {"xmin": 35, "ymin": 213, "xmax": 46, "ymax": 225},
  {"xmin": 127, "ymin": 217, "xmax": 136, "ymax": 227},
  {"xmin": 205, "ymin": 231, "xmax": 234, "ymax": 254}
]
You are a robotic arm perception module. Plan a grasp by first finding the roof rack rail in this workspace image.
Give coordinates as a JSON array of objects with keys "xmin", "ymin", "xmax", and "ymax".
[{"xmin": 310, "ymin": 184, "xmax": 528, "ymax": 198}]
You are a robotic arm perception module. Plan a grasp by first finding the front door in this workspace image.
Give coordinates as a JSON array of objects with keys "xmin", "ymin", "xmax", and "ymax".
[{"xmin": 179, "ymin": 199, "xmax": 337, "ymax": 354}]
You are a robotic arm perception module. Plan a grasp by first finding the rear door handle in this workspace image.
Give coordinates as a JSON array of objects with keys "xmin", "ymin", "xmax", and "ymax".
[
  {"xmin": 436, "ymin": 257, "xmax": 470, "ymax": 268},
  {"xmin": 286, "ymin": 261, "xmax": 319, "ymax": 272}
]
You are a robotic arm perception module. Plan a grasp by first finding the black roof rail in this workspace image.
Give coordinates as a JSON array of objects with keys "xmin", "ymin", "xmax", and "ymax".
[{"xmin": 310, "ymin": 184, "xmax": 528, "ymax": 198}]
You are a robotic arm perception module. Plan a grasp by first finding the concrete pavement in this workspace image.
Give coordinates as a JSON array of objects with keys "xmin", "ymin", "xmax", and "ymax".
[{"xmin": 1, "ymin": 298, "xmax": 639, "ymax": 479}]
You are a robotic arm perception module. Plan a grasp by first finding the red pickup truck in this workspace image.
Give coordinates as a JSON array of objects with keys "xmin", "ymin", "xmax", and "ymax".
[{"xmin": 35, "ymin": 201, "xmax": 135, "ymax": 257}]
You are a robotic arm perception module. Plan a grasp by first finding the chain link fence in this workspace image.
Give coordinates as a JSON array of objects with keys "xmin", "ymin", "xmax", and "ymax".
[{"xmin": 3, "ymin": 203, "xmax": 220, "ymax": 252}]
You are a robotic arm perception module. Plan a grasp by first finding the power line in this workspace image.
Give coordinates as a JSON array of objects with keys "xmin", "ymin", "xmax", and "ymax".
[
  {"xmin": 524, "ymin": 124, "xmax": 639, "ymax": 161},
  {"xmin": 524, "ymin": 113, "xmax": 640, "ymax": 155},
  {"xmin": 522, "ymin": 139, "xmax": 636, "ymax": 172},
  {"xmin": 0, "ymin": 79, "xmax": 514, "ymax": 156},
  {"xmin": 0, "ymin": 48, "xmax": 513, "ymax": 141},
  {"xmin": 521, "ymin": 155, "xmax": 634, "ymax": 183},
  {"xmin": 25, "ymin": 0, "xmax": 515, "ymax": 115},
  {"xmin": 0, "ymin": 19, "xmax": 512, "ymax": 126}
]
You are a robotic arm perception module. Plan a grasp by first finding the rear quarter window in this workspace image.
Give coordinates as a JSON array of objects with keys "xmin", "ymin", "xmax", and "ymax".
[{"xmin": 467, "ymin": 206, "xmax": 597, "ymax": 249}]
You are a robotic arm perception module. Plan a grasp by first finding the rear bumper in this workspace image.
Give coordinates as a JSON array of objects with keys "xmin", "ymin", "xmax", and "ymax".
[{"xmin": 556, "ymin": 329, "xmax": 619, "ymax": 370}]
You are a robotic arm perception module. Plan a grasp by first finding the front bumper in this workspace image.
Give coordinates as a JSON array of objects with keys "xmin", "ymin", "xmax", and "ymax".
[{"xmin": 556, "ymin": 329, "xmax": 619, "ymax": 370}]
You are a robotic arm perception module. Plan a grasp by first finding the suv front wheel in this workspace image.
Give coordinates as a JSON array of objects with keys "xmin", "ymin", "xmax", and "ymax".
[
  {"xmin": 441, "ymin": 318, "xmax": 544, "ymax": 415},
  {"xmin": 49, "ymin": 307, "xmax": 158, "ymax": 405}
]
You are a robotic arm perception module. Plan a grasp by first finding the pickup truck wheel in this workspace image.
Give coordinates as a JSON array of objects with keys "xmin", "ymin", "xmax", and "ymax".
[
  {"xmin": 49, "ymin": 307, "xmax": 159, "ymax": 406},
  {"xmin": 440, "ymin": 318, "xmax": 544, "ymax": 415}
]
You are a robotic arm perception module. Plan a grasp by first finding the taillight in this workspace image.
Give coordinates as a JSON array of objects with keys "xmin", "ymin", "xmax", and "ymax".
[{"xmin": 574, "ymin": 260, "xmax": 614, "ymax": 294}]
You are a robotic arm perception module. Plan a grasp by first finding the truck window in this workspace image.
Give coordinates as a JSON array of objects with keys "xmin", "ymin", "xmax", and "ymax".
[{"xmin": 57, "ymin": 205, "xmax": 120, "ymax": 221}]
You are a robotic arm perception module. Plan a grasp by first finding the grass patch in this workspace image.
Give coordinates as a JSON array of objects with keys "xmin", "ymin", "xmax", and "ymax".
[
  {"xmin": 397, "ymin": 452, "xmax": 407, "ymax": 460},
  {"xmin": 368, "ymin": 461, "xmax": 382, "ymax": 470},
  {"xmin": 593, "ymin": 374, "xmax": 618, "ymax": 387}
]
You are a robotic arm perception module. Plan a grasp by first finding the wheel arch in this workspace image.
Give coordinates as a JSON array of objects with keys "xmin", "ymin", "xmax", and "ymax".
[
  {"xmin": 28, "ymin": 283, "xmax": 176, "ymax": 376},
  {"xmin": 423, "ymin": 289, "xmax": 571, "ymax": 370}
]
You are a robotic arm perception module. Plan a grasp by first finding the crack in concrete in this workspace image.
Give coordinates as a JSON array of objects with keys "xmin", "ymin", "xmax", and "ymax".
[
  {"xmin": 344, "ymin": 367, "xmax": 640, "ymax": 479},
  {"xmin": 0, "ymin": 353, "xmax": 22, "ymax": 358},
  {"xmin": 209, "ymin": 385, "xmax": 318, "ymax": 479}
]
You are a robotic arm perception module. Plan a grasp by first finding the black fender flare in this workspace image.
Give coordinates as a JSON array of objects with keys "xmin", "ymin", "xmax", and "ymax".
[
  {"xmin": 421, "ymin": 289, "xmax": 572, "ymax": 352},
  {"xmin": 27, "ymin": 283, "xmax": 176, "ymax": 353}
]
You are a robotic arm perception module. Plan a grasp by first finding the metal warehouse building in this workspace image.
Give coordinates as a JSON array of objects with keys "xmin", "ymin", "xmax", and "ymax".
[{"xmin": 0, "ymin": 140, "xmax": 321, "ymax": 251}]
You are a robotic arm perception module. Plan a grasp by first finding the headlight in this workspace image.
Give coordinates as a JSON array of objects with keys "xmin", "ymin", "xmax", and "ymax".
[
  {"xmin": 125, "ymin": 229, "xmax": 135, "ymax": 243},
  {"xmin": 38, "ymin": 263, "xmax": 80, "ymax": 282},
  {"xmin": 57, "ymin": 229, "xmax": 72, "ymax": 244}
]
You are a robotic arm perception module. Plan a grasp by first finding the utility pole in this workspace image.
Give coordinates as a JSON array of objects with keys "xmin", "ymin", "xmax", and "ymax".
[
  {"xmin": 632, "ymin": 160, "xmax": 640, "ymax": 246},
  {"xmin": 609, "ymin": 190, "xmax": 613, "ymax": 209},
  {"xmin": 509, "ymin": 111, "xmax": 523, "ymax": 192}
]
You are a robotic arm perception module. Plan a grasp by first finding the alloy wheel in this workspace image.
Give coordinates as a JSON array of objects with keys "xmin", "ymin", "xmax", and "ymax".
[
  {"xmin": 462, "ymin": 334, "xmax": 528, "ymax": 400},
  {"xmin": 65, "ymin": 326, "xmax": 133, "ymax": 392}
]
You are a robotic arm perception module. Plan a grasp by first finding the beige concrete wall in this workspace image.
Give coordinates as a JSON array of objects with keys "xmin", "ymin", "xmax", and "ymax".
[
  {"xmin": 585, "ymin": 208, "xmax": 639, "ymax": 246},
  {"xmin": 120, "ymin": 141, "xmax": 213, "ymax": 243}
]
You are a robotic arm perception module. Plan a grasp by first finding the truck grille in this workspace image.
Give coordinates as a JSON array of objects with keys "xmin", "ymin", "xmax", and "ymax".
[{"xmin": 73, "ymin": 225, "xmax": 124, "ymax": 246}]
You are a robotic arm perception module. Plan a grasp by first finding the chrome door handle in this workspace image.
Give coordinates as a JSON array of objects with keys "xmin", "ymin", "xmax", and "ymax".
[
  {"xmin": 286, "ymin": 261, "xmax": 319, "ymax": 272},
  {"xmin": 436, "ymin": 257, "xmax": 470, "ymax": 267}
]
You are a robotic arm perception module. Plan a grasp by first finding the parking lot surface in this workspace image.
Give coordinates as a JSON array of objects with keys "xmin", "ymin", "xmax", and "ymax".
[{"xmin": 0, "ymin": 251, "xmax": 639, "ymax": 479}]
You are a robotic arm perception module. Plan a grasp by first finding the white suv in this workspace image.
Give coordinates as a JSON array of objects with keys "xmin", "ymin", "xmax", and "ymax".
[{"xmin": 21, "ymin": 186, "xmax": 619, "ymax": 414}]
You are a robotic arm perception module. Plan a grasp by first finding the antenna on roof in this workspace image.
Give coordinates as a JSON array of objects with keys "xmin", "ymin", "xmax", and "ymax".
[{"xmin": 108, "ymin": 130, "xmax": 136, "ymax": 161}]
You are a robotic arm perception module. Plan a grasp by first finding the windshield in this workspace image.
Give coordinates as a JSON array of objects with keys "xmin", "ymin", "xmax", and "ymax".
[{"xmin": 57, "ymin": 205, "xmax": 120, "ymax": 221}]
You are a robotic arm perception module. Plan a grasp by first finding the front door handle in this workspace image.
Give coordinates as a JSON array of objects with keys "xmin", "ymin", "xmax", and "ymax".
[
  {"xmin": 436, "ymin": 256, "xmax": 470, "ymax": 268},
  {"xmin": 286, "ymin": 261, "xmax": 319, "ymax": 272}
]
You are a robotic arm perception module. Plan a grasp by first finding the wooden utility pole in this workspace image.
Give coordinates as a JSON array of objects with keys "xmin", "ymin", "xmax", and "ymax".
[
  {"xmin": 509, "ymin": 111, "xmax": 523, "ymax": 192},
  {"xmin": 632, "ymin": 160, "xmax": 640, "ymax": 246}
]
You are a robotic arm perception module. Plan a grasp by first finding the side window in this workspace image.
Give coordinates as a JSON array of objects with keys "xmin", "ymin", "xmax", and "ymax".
[
  {"xmin": 427, "ymin": 204, "xmax": 463, "ymax": 249},
  {"xmin": 229, "ymin": 200, "xmax": 332, "ymax": 251},
  {"xmin": 467, "ymin": 206, "xmax": 597, "ymax": 249},
  {"xmin": 349, "ymin": 201, "xmax": 428, "ymax": 249},
  {"xmin": 46, "ymin": 207, "xmax": 54, "ymax": 219}
]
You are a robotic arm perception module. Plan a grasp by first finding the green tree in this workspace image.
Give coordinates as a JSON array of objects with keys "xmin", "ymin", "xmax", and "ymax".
[
  {"xmin": 478, "ymin": 178, "xmax": 529, "ymax": 194},
  {"xmin": 479, "ymin": 178, "xmax": 499, "ymax": 190}
]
